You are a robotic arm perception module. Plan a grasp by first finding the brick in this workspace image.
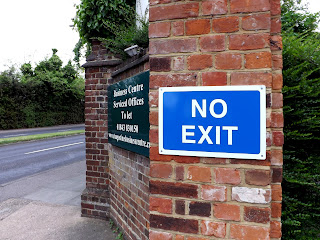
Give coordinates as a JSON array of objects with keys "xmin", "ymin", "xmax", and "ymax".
[
  {"xmin": 271, "ymin": 0, "xmax": 281, "ymax": 16},
  {"xmin": 230, "ymin": 158, "xmax": 271, "ymax": 166},
  {"xmin": 190, "ymin": 236, "xmax": 211, "ymax": 240},
  {"xmin": 229, "ymin": 33, "xmax": 270, "ymax": 50},
  {"xmin": 200, "ymin": 35, "xmax": 225, "ymax": 52},
  {"xmin": 174, "ymin": 156, "xmax": 201, "ymax": 164},
  {"xmin": 176, "ymin": 166, "xmax": 184, "ymax": 181},
  {"xmin": 272, "ymin": 184, "xmax": 282, "ymax": 201},
  {"xmin": 150, "ymin": 73, "xmax": 197, "ymax": 89},
  {"xmin": 172, "ymin": 21, "xmax": 184, "ymax": 36},
  {"xmin": 150, "ymin": 163, "xmax": 173, "ymax": 179},
  {"xmin": 150, "ymin": 57, "xmax": 171, "ymax": 72},
  {"xmin": 175, "ymin": 200, "xmax": 185, "ymax": 215},
  {"xmin": 150, "ymin": 111, "xmax": 158, "ymax": 126},
  {"xmin": 245, "ymin": 170, "xmax": 271, "ymax": 186},
  {"xmin": 245, "ymin": 52, "xmax": 272, "ymax": 69},
  {"xmin": 186, "ymin": 19, "xmax": 210, "ymax": 35},
  {"xmin": 149, "ymin": 0, "xmax": 171, "ymax": 6},
  {"xmin": 201, "ymin": 221, "xmax": 226, "ymax": 238},
  {"xmin": 270, "ymin": 221, "xmax": 282, "ymax": 238},
  {"xmin": 271, "ymin": 17, "xmax": 282, "ymax": 33},
  {"xmin": 187, "ymin": 166, "xmax": 211, "ymax": 182},
  {"xmin": 149, "ymin": 22, "xmax": 171, "ymax": 38},
  {"xmin": 272, "ymin": 167, "xmax": 283, "ymax": 183},
  {"xmin": 201, "ymin": 185, "xmax": 226, "ymax": 201},
  {"xmin": 201, "ymin": 72, "xmax": 227, "ymax": 87},
  {"xmin": 149, "ymin": 91, "xmax": 159, "ymax": 107},
  {"xmin": 150, "ymin": 180, "xmax": 198, "ymax": 198},
  {"xmin": 150, "ymin": 197, "xmax": 172, "ymax": 214},
  {"xmin": 231, "ymin": 72, "xmax": 272, "ymax": 87},
  {"xmin": 271, "ymin": 202, "xmax": 282, "ymax": 218},
  {"xmin": 271, "ymin": 112, "xmax": 284, "ymax": 128},
  {"xmin": 273, "ymin": 73, "xmax": 283, "ymax": 90},
  {"xmin": 150, "ymin": 215, "xmax": 198, "ymax": 234},
  {"xmin": 187, "ymin": 54, "xmax": 213, "ymax": 70},
  {"xmin": 212, "ymin": 16, "xmax": 239, "ymax": 33},
  {"xmin": 272, "ymin": 55, "xmax": 283, "ymax": 70},
  {"xmin": 172, "ymin": 56, "xmax": 185, "ymax": 71},
  {"xmin": 232, "ymin": 187, "xmax": 271, "ymax": 204},
  {"xmin": 244, "ymin": 206, "xmax": 270, "ymax": 223},
  {"xmin": 150, "ymin": 128, "xmax": 158, "ymax": 144},
  {"xmin": 272, "ymin": 92, "xmax": 283, "ymax": 109},
  {"xmin": 176, "ymin": 235, "xmax": 184, "ymax": 240},
  {"xmin": 215, "ymin": 53, "xmax": 242, "ymax": 70},
  {"xmin": 230, "ymin": 0, "xmax": 270, "ymax": 13},
  {"xmin": 242, "ymin": 13, "xmax": 271, "ymax": 30},
  {"xmin": 201, "ymin": 158, "xmax": 227, "ymax": 164},
  {"xmin": 214, "ymin": 203, "xmax": 240, "ymax": 221},
  {"xmin": 270, "ymin": 35, "xmax": 283, "ymax": 51},
  {"xmin": 202, "ymin": 0, "xmax": 227, "ymax": 15},
  {"xmin": 230, "ymin": 224, "xmax": 269, "ymax": 240},
  {"xmin": 149, "ymin": 230, "xmax": 172, "ymax": 240},
  {"xmin": 189, "ymin": 201, "xmax": 211, "ymax": 217},
  {"xmin": 150, "ymin": 39, "xmax": 197, "ymax": 55},
  {"xmin": 149, "ymin": 3, "xmax": 199, "ymax": 22},
  {"xmin": 272, "ymin": 131, "xmax": 284, "ymax": 147},
  {"xmin": 214, "ymin": 168, "xmax": 241, "ymax": 185}
]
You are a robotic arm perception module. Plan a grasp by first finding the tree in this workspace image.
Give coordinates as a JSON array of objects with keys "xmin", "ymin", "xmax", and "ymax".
[
  {"xmin": 281, "ymin": 1, "xmax": 320, "ymax": 239},
  {"xmin": 0, "ymin": 50, "xmax": 85, "ymax": 129}
]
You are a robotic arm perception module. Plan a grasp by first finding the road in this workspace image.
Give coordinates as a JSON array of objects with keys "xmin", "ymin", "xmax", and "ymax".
[
  {"xmin": 0, "ymin": 124, "xmax": 84, "ymax": 139},
  {"xmin": 0, "ymin": 134, "xmax": 85, "ymax": 185}
]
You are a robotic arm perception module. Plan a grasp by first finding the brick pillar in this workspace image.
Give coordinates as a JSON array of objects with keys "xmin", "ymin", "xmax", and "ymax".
[
  {"xmin": 81, "ymin": 40, "xmax": 121, "ymax": 219},
  {"xmin": 149, "ymin": 0, "xmax": 283, "ymax": 239}
]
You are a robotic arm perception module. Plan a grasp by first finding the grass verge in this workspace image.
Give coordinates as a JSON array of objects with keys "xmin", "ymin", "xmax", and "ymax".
[{"xmin": 0, "ymin": 130, "xmax": 85, "ymax": 145}]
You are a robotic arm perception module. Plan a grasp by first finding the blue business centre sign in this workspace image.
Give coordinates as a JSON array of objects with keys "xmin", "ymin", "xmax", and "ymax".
[{"xmin": 159, "ymin": 86, "xmax": 266, "ymax": 160}]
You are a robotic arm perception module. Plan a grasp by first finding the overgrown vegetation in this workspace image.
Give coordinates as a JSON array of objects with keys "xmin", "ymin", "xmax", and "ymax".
[
  {"xmin": 281, "ymin": 0, "xmax": 320, "ymax": 238},
  {"xmin": 99, "ymin": 11, "xmax": 149, "ymax": 59},
  {"xmin": 73, "ymin": 0, "xmax": 138, "ymax": 62},
  {"xmin": 0, "ymin": 49, "xmax": 85, "ymax": 130}
]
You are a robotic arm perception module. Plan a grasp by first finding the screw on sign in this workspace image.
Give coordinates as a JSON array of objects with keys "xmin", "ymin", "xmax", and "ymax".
[{"xmin": 159, "ymin": 86, "xmax": 266, "ymax": 160}]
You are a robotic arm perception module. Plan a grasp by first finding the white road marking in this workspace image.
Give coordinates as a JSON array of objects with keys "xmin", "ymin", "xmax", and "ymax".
[
  {"xmin": 57, "ymin": 129, "xmax": 72, "ymax": 132},
  {"xmin": 24, "ymin": 142, "xmax": 84, "ymax": 155},
  {"xmin": 3, "ymin": 134, "xmax": 27, "ymax": 138}
]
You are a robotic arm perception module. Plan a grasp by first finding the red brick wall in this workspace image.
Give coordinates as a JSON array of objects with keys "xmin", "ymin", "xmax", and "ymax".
[
  {"xmin": 82, "ymin": 41, "xmax": 151, "ymax": 239},
  {"xmin": 82, "ymin": 40, "xmax": 151, "ymax": 239},
  {"xmin": 109, "ymin": 145, "xmax": 150, "ymax": 240},
  {"xmin": 149, "ymin": 0, "xmax": 283, "ymax": 239},
  {"xmin": 81, "ymin": 40, "xmax": 117, "ymax": 219},
  {"xmin": 108, "ymin": 54, "xmax": 150, "ymax": 240}
]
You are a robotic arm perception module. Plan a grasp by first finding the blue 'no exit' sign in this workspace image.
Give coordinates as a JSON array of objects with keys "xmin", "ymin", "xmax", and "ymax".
[{"xmin": 159, "ymin": 86, "xmax": 266, "ymax": 160}]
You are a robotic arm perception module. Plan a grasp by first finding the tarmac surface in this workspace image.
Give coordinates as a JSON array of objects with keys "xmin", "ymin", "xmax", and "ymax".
[{"xmin": 0, "ymin": 160, "xmax": 117, "ymax": 240}]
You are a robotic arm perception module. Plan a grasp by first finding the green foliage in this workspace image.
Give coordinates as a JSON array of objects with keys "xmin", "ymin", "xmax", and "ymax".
[
  {"xmin": 99, "ymin": 10, "xmax": 149, "ymax": 59},
  {"xmin": 282, "ymin": 0, "xmax": 320, "ymax": 33},
  {"xmin": 281, "ymin": 1, "xmax": 320, "ymax": 239},
  {"xmin": 0, "ymin": 50, "xmax": 85, "ymax": 130},
  {"xmin": 73, "ymin": 0, "xmax": 136, "ymax": 63}
]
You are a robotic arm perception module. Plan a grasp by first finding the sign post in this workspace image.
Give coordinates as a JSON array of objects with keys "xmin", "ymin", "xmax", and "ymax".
[{"xmin": 159, "ymin": 86, "xmax": 266, "ymax": 160}]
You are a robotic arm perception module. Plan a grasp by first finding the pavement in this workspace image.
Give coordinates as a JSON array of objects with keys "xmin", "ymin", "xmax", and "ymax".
[{"xmin": 0, "ymin": 160, "xmax": 118, "ymax": 240}]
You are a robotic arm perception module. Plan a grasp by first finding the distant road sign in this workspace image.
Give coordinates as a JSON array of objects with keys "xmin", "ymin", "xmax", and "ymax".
[{"xmin": 159, "ymin": 86, "xmax": 266, "ymax": 160}]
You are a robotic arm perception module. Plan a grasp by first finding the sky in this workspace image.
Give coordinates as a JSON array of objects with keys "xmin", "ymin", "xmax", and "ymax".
[
  {"xmin": 0, "ymin": 0, "xmax": 320, "ymax": 72},
  {"xmin": 302, "ymin": 0, "xmax": 320, "ymax": 13},
  {"xmin": 0, "ymin": 0, "xmax": 80, "ymax": 71}
]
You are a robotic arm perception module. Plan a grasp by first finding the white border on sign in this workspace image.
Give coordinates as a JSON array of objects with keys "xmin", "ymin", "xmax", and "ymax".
[{"xmin": 158, "ymin": 86, "xmax": 266, "ymax": 160}]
